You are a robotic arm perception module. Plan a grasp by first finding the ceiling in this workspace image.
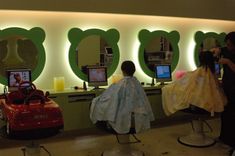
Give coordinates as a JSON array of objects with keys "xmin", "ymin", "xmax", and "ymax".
[{"xmin": 1, "ymin": 0, "xmax": 235, "ymax": 21}]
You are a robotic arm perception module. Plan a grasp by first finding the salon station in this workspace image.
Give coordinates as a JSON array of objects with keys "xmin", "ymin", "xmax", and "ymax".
[{"xmin": 0, "ymin": 1, "xmax": 235, "ymax": 156}]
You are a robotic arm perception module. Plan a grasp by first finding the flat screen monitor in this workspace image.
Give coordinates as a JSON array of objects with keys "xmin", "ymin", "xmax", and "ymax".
[
  {"xmin": 155, "ymin": 64, "xmax": 172, "ymax": 84},
  {"xmin": 7, "ymin": 69, "xmax": 31, "ymax": 92},
  {"xmin": 105, "ymin": 47, "xmax": 113, "ymax": 55},
  {"xmin": 87, "ymin": 66, "xmax": 108, "ymax": 89},
  {"xmin": 215, "ymin": 63, "xmax": 221, "ymax": 78}
]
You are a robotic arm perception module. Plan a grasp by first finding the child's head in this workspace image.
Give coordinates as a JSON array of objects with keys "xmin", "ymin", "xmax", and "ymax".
[
  {"xmin": 199, "ymin": 51, "xmax": 215, "ymax": 73},
  {"xmin": 121, "ymin": 61, "xmax": 136, "ymax": 76}
]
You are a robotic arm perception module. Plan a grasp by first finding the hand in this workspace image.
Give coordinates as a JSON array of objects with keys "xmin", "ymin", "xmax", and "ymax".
[
  {"xmin": 210, "ymin": 47, "xmax": 221, "ymax": 56},
  {"xmin": 218, "ymin": 58, "xmax": 231, "ymax": 65}
]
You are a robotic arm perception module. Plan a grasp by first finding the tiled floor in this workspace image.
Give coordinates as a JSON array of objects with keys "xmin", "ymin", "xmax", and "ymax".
[{"xmin": 0, "ymin": 118, "xmax": 232, "ymax": 156}]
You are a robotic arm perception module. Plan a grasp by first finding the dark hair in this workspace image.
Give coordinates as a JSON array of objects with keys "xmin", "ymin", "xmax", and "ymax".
[
  {"xmin": 14, "ymin": 73, "xmax": 20, "ymax": 77},
  {"xmin": 121, "ymin": 60, "xmax": 136, "ymax": 76},
  {"xmin": 199, "ymin": 51, "xmax": 215, "ymax": 73},
  {"xmin": 225, "ymin": 32, "xmax": 235, "ymax": 45}
]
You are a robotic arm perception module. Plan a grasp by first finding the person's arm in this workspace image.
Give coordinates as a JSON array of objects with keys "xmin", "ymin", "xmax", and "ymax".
[{"xmin": 219, "ymin": 58, "xmax": 235, "ymax": 72}]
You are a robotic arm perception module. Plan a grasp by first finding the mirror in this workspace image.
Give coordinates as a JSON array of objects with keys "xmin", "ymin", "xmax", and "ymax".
[
  {"xmin": 194, "ymin": 31, "xmax": 226, "ymax": 66},
  {"xmin": 0, "ymin": 27, "xmax": 46, "ymax": 85},
  {"xmin": 76, "ymin": 35, "xmax": 113, "ymax": 75},
  {"xmin": 138, "ymin": 29, "xmax": 180, "ymax": 78},
  {"xmin": 144, "ymin": 36, "xmax": 173, "ymax": 72},
  {"xmin": 0, "ymin": 36, "xmax": 38, "ymax": 75},
  {"xmin": 68, "ymin": 28, "xmax": 120, "ymax": 81},
  {"xmin": 201, "ymin": 37, "xmax": 221, "ymax": 50}
]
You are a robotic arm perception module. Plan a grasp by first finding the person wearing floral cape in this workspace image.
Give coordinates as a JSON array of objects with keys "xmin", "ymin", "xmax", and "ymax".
[
  {"xmin": 162, "ymin": 51, "xmax": 227, "ymax": 116},
  {"xmin": 90, "ymin": 61, "xmax": 154, "ymax": 134}
]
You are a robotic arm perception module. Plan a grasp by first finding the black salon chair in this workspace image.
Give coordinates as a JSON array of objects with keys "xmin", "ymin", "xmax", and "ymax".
[
  {"xmin": 177, "ymin": 105, "xmax": 215, "ymax": 147},
  {"xmin": 96, "ymin": 113, "xmax": 145, "ymax": 156}
]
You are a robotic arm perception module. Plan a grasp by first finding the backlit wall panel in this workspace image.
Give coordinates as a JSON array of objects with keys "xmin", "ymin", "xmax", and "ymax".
[{"xmin": 0, "ymin": 10, "xmax": 235, "ymax": 91}]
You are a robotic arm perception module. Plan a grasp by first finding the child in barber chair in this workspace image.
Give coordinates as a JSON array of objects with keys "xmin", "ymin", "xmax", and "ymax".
[
  {"xmin": 90, "ymin": 60, "xmax": 154, "ymax": 134},
  {"xmin": 162, "ymin": 51, "xmax": 227, "ymax": 116}
]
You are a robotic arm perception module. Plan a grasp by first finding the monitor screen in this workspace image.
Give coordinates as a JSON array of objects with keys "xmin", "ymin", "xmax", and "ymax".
[
  {"xmin": 155, "ymin": 64, "xmax": 172, "ymax": 84},
  {"xmin": 215, "ymin": 63, "xmax": 221, "ymax": 78},
  {"xmin": 87, "ymin": 66, "xmax": 108, "ymax": 89},
  {"xmin": 7, "ymin": 69, "xmax": 31, "ymax": 92},
  {"xmin": 105, "ymin": 47, "xmax": 113, "ymax": 55}
]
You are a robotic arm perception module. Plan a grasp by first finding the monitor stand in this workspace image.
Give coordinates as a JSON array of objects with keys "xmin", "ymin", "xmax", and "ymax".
[
  {"xmin": 3, "ymin": 85, "xmax": 8, "ymax": 94},
  {"xmin": 159, "ymin": 81, "xmax": 172, "ymax": 85},
  {"xmin": 160, "ymin": 82, "xmax": 165, "ymax": 85},
  {"xmin": 93, "ymin": 86, "xmax": 100, "ymax": 90},
  {"xmin": 150, "ymin": 77, "xmax": 155, "ymax": 86},
  {"xmin": 91, "ymin": 86, "xmax": 104, "ymax": 90}
]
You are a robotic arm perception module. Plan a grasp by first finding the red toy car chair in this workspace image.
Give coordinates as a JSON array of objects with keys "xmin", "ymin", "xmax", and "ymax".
[{"xmin": 3, "ymin": 81, "xmax": 62, "ymax": 156}]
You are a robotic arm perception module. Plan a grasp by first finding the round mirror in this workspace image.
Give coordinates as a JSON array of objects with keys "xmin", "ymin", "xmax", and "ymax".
[
  {"xmin": 138, "ymin": 29, "xmax": 180, "ymax": 77},
  {"xmin": 144, "ymin": 36, "xmax": 173, "ymax": 72},
  {"xmin": 194, "ymin": 31, "xmax": 226, "ymax": 66},
  {"xmin": 76, "ymin": 35, "xmax": 113, "ymax": 75},
  {"xmin": 68, "ymin": 28, "xmax": 120, "ymax": 81},
  {"xmin": 0, "ymin": 27, "xmax": 46, "ymax": 85},
  {"xmin": 201, "ymin": 37, "xmax": 221, "ymax": 50}
]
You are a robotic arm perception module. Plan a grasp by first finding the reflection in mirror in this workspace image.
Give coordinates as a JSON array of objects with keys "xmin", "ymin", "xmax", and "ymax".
[
  {"xmin": 200, "ymin": 37, "xmax": 221, "ymax": 51},
  {"xmin": 194, "ymin": 31, "xmax": 226, "ymax": 66},
  {"xmin": 0, "ymin": 27, "xmax": 46, "ymax": 85},
  {"xmin": 76, "ymin": 35, "xmax": 113, "ymax": 74},
  {"xmin": 138, "ymin": 29, "xmax": 180, "ymax": 78},
  {"xmin": 68, "ymin": 28, "xmax": 120, "ymax": 81},
  {"xmin": 144, "ymin": 36, "xmax": 173, "ymax": 72},
  {"xmin": 0, "ymin": 35, "xmax": 38, "ymax": 78}
]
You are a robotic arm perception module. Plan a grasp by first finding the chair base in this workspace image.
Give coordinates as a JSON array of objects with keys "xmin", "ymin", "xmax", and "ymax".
[
  {"xmin": 178, "ymin": 133, "xmax": 215, "ymax": 148},
  {"xmin": 102, "ymin": 134, "xmax": 144, "ymax": 156},
  {"xmin": 21, "ymin": 141, "xmax": 51, "ymax": 156},
  {"xmin": 102, "ymin": 148, "xmax": 144, "ymax": 156},
  {"xmin": 178, "ymin": 119, "xmax": 215, "ymax": 148}
]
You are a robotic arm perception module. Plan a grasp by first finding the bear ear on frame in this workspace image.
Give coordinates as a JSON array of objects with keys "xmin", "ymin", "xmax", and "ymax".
[
  {"xmin": 138, "ymin": 29, "xmax": 151, "ymax": 44},
  {"xmin": 194, "ymin": 31, "xmax": 204, "ymax": 44},
  {"xmin": 30, "ymin": 27, "xmax": 46, "ymax": 43},
  {"xmin": 106, "ymin": 29, "xmax": 120, "ymax": 43},
  {"xmin": 169, "ymin": 30, "xmax": 180, "ymax": 44},
  {"xmin": 68, "ymin": 28, "xmax": 83, "ymax": 43}
]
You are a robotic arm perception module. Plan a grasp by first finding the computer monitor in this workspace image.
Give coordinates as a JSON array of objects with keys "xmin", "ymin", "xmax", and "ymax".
[
  {"xmin": 215, "ymin": 63, "xmax": 221, "ymax": 79},
  {"xmin": 7, "ymin": 68, "xmax": 31, "ymax": 92},
  {"xmin": 105, "ymin": 47, "xmax": 113, "ymax": 55},
  {"xmin": 155, "ymin": 64, "xmax": 172, "ymax": 85},
  {"xmin": 87, "ymin": 66, "xmax": 108, "ymax": 89}
]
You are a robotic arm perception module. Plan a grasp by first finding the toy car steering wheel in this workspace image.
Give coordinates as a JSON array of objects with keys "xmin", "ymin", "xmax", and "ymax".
[
  {"xmin": 18, "ymin": 81, "xmax": 45, "ymax": 104},
  {"xmin": 18, "ymin": 81, "xmax": 37, "ymax": 96},
  {"xmin": 25, "ymin": 94, "xmax": 45, "ymax": 105}
]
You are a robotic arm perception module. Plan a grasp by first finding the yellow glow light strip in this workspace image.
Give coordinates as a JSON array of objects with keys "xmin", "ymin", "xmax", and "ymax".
[{"xmin": 0, "ymin": 10, "xmax": 235, "ymax": 90}]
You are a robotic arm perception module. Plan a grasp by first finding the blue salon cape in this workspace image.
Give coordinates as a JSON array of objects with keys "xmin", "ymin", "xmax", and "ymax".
[{"xmin": 90, "ymin": 76, "xmax": 154, "ymax": 134}]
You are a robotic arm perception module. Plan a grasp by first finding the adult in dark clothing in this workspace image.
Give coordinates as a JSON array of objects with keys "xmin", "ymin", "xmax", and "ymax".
[{"xmin": 217, "ymin": 32, "xmax": 235, "ymax": 147}]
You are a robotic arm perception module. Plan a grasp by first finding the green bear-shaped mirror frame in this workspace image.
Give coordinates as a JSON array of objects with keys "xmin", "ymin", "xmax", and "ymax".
[
  {"xmin": 194, "ymin": 31, "xmax": 226, "ymax": 66},
  {"xmin": 68, "ymin": 28, "xmax": 120, "ymax": 81},
  {"xmin": 0, "ymin": 27, "xmax": 46, "ymax": 85},
  {"xmin": 138, "ymin": 29, "xmax": 180, "ymax": 78}
]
